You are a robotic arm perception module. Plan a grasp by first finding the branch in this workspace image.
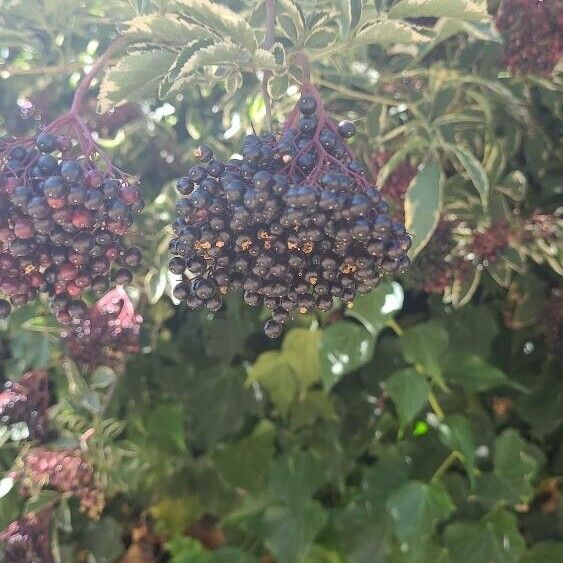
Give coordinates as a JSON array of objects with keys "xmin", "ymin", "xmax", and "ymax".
[{"xmin": 70, "ymin": 35, "xmax": 128, "ymax": 115}]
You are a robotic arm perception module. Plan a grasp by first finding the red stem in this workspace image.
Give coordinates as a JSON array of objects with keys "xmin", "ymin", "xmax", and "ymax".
[{"xmin": 69, "ymin": 36, "xmax": 128, "ymax": 115}]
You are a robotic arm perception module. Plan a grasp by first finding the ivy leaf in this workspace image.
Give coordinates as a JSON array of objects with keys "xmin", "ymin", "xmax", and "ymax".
[
  {"xmin": 346, "ymin": 280, "xmax": 404, "ymax": 337},
  {"xmin": 444, "ymin": 143, "xmax": 489, "ymax": 207},
  {"xmin": 360, "ymin": 455, "xmax": 411, "ymax": 513},
  {"xmin": 319, "ymin": 321, "xmax": 375, "ymax": 390},
  {"xmin": 475, "ymin": 429, "xmax": 543, "ymax": 506},
  {"xmin": 174, "ymin": 0, "xmax": 258, "ymax": 51},
  {"xmin": 188, "ymin": 367, "xmax": 257, "ymax": 448},
  {"xmin": 444, "ymin": 509, "xmax": 526, "ymax": 563},
  {"xmin": 388, "ymin": 0, "xmax": 488, "ymax": 21},
  {"xmin": 405, "ymin": 161, "xmax": 444, "ymax": 259},
  {"xmin": 98, "ymin": 50, "xmax": 177, "ymax": 112},
  {"xmin": 386, "ymin": 481, "xmax": 453, "ymax": 549},
  {"xmin": 260, "ymin": 501, "xmax": 328, "ymax": 563},
  {"xmin": 268, "ymin": 453, "xmax": 326, "ymax": 507},
  {"xmin": 401, "ymin": 320, "xmax": 448, "ymax": 385},
  {"xmin": 443, "ymin": 354, "xmax": 526, "ymax": 393},
  {"xmin": 385, "ymin": 368, "xmax": 430, "ymax": 429},
  {"xmin": 212, "ymin": 421, "xmax": 275, "ymax": 493},
  {"xmin": 439, "ymin": 415, "xmax": 476, "ymax": 487}
]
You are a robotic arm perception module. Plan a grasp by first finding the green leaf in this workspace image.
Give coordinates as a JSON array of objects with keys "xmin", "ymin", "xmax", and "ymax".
[
  {"xmin": 24, "ymin": 490, "xmax": 59, "ymax": 515},
  {"xmin": 401, "ymin": 321, "xmax": 448, "ymax": 384},
  {"xmin": 445, "ymin": 266, "xmax": 481, "ymax": 308},
  {"xmin": 267, "ymin": 73, "xmax": 290, "ymax": 99},
  {"xmin": 388, "ymin": 0, "xmax": 488, "ymax": 21},
  {"xmin": 346, "ymin": 280, "xmax": 404, "ymax": 337},
  {"xmin": 211, "ymin": 548, "xmax": 258, "ymax": 563},
  {"xmin": 277, "ymin": 0, "xmax": 305, "ymax": 42},
  {"xmin": 175, "ymin": 0, "xmax": 258, "ymax": 51},
  {"xmin": 83, "ymin": 516, "xmax": 125, "ymax": 563},
  {"xmin": 443, "ymin": 354, "xmax": 526, "ymax": 393},
  {"xmin": 439, "ymin": 415, "xmax": 476, "ymax": 487},
  {"xmin": 125, "ymin": 13, "xmax": 214, "ymax": 44},
  {"xmin": 405, "ymin": 161, "xmax": 444, "ymax": 259},
  {"xmin": 445, "ymin": 143, "xmax": 489, "ymax": 207},
  {"xmin": 260, "ymin": 501, "xmax": 328, "ymax": 563},
  {"xmin": 90, "ymin": 367, "xmax": 117, "ymax": 389},
  {"xmin": 212, "ymin": 421, "xmax": 275, "ymax": 492},
  {"xmin": 442, "ymin": 305, "xmax": 498, "ymax": 357},
  {"xmin": 386, "ymin": 481, "xmax": 453, "ymax": 549},
  {"xmin": 475, "ymin": 429, "xmax": 543, "ymax": 506},
  {"xmin": 497, "ymin": 170, "xmax": 527, "ymax": 201},
  {"xmin": 521, "ymin": 542, "xmax": 563, "ymax": 563},
  {"xmin": 167, "ymin": 537, "xmax": 210, "ymax": 563},
  {"xmin": 188, "ymin": 367, "xmax": 257, "ymax": 448},
  {"xmin": 319, "ymin": 321, "xmax": 375, "ymax": 390},
  {"xmin": 98, "ymin": 50, "xmax": 177, "ymax": 112},
  {"xmin": 0, "ymin": 478, "xmax": 24, "ymax": 531},
  {"xmin": 385, "ymin": 368, "xmax": 430, "ymax": 429},
  {"xmin": 353, "ymin": 20, "xmax": 430, "ymax": 48},
  {"xmin": 289, "ymin": 391, "xmax": 338, "ymax": 431},
  {"xmin": 361, "ymin": 455, "xmax": 411, "ymax": 512},
  {"xmin": 444, "ymin": 509, "xmax": 525, "ymax": 563},
  {"xmin": 247, "ymin": 351, "xmax": 298, "ymax": 415},
  {"xmin": 282, "ymin": 328, "xmax": 322, "ymax": 389},
  {"xmin": 268, "ymin": 452, "xmax": 326, "ymax": 507},
  {"xmin": 146, "ymin": 403, "xmax": 187, "ymax": 452},
  {"xmin": 305, "ymin": 27, "xmax": 338, "ymax": 49}
]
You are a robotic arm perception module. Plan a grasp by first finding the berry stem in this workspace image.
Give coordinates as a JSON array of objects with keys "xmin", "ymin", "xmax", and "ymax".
[
  {"xmin": 261, "ymin": 0, "xmax": 277, "ymax": 131},
  {"xmin": 69, "ymin": 36, "xmax": 128, "ymax": 115}
]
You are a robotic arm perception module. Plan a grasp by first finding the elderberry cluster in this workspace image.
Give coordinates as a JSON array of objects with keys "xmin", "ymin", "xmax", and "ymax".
[
  {"xmin": 0, "ymin": 510, "xmax": 52, "ymax": 563},
  {"xmin": 62, "ymin": 287, "xmax": 142, "ymax": 372},
  {"xmin": 0, "ymin": 130, "xmax": 143, "ymax": 323},
  {"xmin": 169, "ymin": 89, "xmax": 411, "ymax": 337},
  {"xmin": 0, "ymin": 370, "xmax": 49, "ymax": 441}
]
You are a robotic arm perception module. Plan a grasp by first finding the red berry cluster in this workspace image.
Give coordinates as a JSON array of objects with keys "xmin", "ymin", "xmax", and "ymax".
[
  {"xmin": 62, "ymin": 286, "xmax": 142, "ymax": 372},
  {"xmin": 408, "ymin": 219, "xmax": 459, "ymax": 294},
  {"xmin": 0, "ymin": 508, "xmax": 52, "ymax": 563},
  {"xmin": 0, "ymin": 116, "xmax": 143, "ymax": 323},
  {"xmin": 169, "ymin": 86, "xmax": 411, "ymax": 337},
  {"xmin": 0, "ymin": 370, "xmax": 49, "ymax": 441},
  {"xmin": 470, "ymin": 221, "xmax": 510, "ymax": 264},
  {"xmin": 496, "ymin": 0, "xmax": 563, "ymax": 74},
  {"xmin": 369, "ymin": 151, "xmax": 417, "ymax": 222},
  {"xmin": 18, "ymin": 447, "xmax": 105, "ymax": 518}
]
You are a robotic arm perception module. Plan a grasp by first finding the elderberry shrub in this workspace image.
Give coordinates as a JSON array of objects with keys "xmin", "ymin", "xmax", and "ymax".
[
  {"xmin": 169, "ymin": 87, "xmax": 411, "ymax": 337},
  {"xmin": 0, "ymin": 370, "xmax": 49, "ymax": 441},
  {"xmin": 0, "ymin": 129, "xmax": 143, "ymax": 324}
]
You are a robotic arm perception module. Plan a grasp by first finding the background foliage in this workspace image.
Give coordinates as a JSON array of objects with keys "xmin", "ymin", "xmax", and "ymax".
[{"xmin": 0, "ymin": 0, "xmax": 562, "ymax": 561}]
